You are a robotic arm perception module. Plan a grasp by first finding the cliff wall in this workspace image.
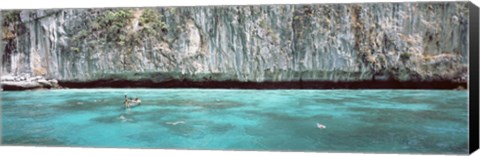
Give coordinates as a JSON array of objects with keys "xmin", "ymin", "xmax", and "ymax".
[{"xmin": 1, "ymin": 2, "xmax": 470, "ymax": 84}]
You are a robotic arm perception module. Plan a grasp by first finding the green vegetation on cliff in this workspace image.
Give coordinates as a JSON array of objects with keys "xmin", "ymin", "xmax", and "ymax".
[
  {"xmin": 139, "ymin": 8, "xmax": 166, "ymax": 36},
  {"xmin": 70, "ymin": 8, "xmax": 166, "ymax": 49},
  {"xmin": 2, "ymin": 10, "xmax": 21, "ymax": 40}
]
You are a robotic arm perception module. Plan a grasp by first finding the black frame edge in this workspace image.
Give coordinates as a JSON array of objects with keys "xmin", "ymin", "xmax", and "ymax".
[{"xmin": 469, "ymin": 1, "xmax": 480, "ymax": 154}]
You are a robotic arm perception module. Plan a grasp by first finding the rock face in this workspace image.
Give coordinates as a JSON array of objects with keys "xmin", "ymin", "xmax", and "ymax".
[
  {"xmin": 1, "ymin": 74, "xmax": 60, "ymax": 90},
  {"xmin": 0, "ymin": 2, "xmax": 470, "ymax": 84}
]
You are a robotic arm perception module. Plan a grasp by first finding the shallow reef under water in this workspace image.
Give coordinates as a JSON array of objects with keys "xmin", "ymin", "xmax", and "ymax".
[{"xmin": 1, "ymin": 89, "xmax": 469, "ymax": 154}]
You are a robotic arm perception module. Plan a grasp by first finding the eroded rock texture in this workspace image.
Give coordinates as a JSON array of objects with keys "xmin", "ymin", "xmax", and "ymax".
[{"xmin": 1, "ymin": 2, "xmax": 470, "ymax": 83}]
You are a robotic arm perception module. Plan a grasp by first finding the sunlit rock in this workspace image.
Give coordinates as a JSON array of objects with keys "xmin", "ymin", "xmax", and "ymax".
[{"xmin": 0, "ymin": 2, "xmax": 470, "ymax": 84}]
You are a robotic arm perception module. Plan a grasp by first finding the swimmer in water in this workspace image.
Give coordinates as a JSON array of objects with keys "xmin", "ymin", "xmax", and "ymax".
[
  {"xmin": 124, "ymin": 95, "xmax": 129, "ymax": 108},
  {"xmin": 124, "ymin": 94, "xmax": 141, "ymax": 108},
  {"xmin": 134, "ymin": 97, "xmax": 141, "ymax": 105},
  {"xmin": 317, "ymin": 123, "xmax": 326, "ymax": 129}
]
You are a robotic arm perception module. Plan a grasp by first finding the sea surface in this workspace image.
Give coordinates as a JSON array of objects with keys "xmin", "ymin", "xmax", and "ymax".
[{"xmin": 1, "ymin": 89, "xmax": 469, "ymax": 154}]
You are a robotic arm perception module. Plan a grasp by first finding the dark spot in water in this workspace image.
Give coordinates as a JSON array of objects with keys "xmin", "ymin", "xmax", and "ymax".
[
  {"xmin": 54, "ymin": 100, "xmax": 97, "ymax": 110},
  {"xmin": 413, "ymin": 110, "xmax": 466, "ymax": 123},
  {"xmin": 53, "ymin": 99, "xmax": 117, "ymax": 112},
  {"xmin": 244, "ymin": 120, "xmax": 320, "ymax": 152},
  {"xmin": 349, "ymin": 106, "xmax": 451, "ymax": 123},
  {"xmin": 2, "ymin": 104, "xmax": 56, "ymax": 119},
  {"xmin": 388, "ymin": 96, "xmax": 447, "ymax": 105},
  {"xmin": 92, "ymin": 113, "xmax": 140, "ymax": 124},
  {"xmin": 332, "ymin": 108, "xmax": 468, "ymax": 153},
  {"xmin": 126, "ymin": 132, "xmax": 162, "ymax": 145},
  {"xmin": 156, "ymin": 99, "xmax": 244, "ymax": 110},
  {"xmin": 310, "ymin": 114, "xmax": 335, "ymax": 120},
  {"xmin": 311, "ymin": 97, "xmax": 360, "ymax": 105},
  {"xmin": 2, "ymin": 135, "xmax": 67, "ymax": 146},
  {"xmin": 245, "ymin": 110, "xmax": 307, "ymax": 121},
  {"xmin": 91, "ymin": 115, "xmax": 121, "ymax": 123},
  {"xmin": 162, "ymin": 120, "xmax": 210, "ymax": 138},
  {"xmin": 348, "ymin": 107, "xmax": 415, "ymax": 123},
  {"xmin": 350, "ymin": 107, "xmax": 465, "ymax": 124},
  {"xmin": 209, "ymin": 123, "xmax": 235, "ymax": 134}
]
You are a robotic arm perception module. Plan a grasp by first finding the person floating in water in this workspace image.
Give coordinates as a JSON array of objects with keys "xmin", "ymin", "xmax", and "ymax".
[
  {"xmin": 124, "ymin": 95, "xmax": 129, "ymax": 108},
  {"xmin": 134, "ymin": 97, "xmax": 141, "ymax": 104},
  {"xmin": 124, "ymin": 94, "xmax": 141, "ymax": 108},
  {"xmin": 316, "ymin": 123, "xmax": 326, "ymax": 129}
]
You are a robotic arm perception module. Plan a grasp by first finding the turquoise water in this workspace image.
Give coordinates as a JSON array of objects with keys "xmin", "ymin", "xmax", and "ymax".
[{"xmin": 1, "ymin": 89, "xmax": 468, "ymax": 154}]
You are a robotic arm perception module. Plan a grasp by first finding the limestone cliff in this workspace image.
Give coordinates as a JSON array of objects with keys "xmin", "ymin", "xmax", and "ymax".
[{"xmin": 1, "ymin": 2, "xmax": 470, "ymax": 84}]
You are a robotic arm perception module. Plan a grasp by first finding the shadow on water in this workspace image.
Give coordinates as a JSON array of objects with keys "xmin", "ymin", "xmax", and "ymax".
[
  {"xmin": 92, "ymin": 108, "xmax": 178, "ymax": 124},
  {"xmin": 2, "ymin": 103, "xmax": 57, "ymax": 119},
  {"xmin": 244, "ymin": 110, "xmax": 309, "ymax": 121},
  {"xmin": 240, "ymin": 103, "xmax": 467, "ymax": 153},
  {"xmin": 92, "ymin": 113, "xmax": 138, "ymax": 124},
  {"xmin": 151, "ymin": 99, "xmax": 245, "ymax": 110},
  {"xmin": 336, "ymin": 125, "xmax": 468, "ymax": 154},
  {"xmin": 311, "ymin": 97, "xmax": 353, "ymax": 106},
  {"xmin": 2, "ymin": 135, "xmax": 67, "ymax": 146},
  {"xmin": 348, "ymin": 107, "xmax": 466, "ymax": 125},
  {"xmin": 53, "ymin": 98, "xmax": 117, "ymax": 112},
  {"xmin": 241, "ymin": 110, "xmax": 324, "ymax": 151},
  {"xmin": 338, "ymin": 107, "xmax": 468, "ymax": 153}
]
